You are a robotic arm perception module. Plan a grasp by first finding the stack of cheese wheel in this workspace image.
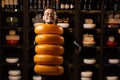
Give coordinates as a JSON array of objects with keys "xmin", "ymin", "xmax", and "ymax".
[{"xmin": 34, "ymin": 24, "xmax": 64, "ymax": 76}]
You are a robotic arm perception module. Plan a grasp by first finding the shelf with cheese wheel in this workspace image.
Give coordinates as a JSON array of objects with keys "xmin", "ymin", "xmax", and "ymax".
[
  {"xmin": 77, "ymin": 0, "xmax": 120, "ymax": 80},
  {"xmin": 0, "ymin": 0, "xmax": 120, "ymax": 80}
]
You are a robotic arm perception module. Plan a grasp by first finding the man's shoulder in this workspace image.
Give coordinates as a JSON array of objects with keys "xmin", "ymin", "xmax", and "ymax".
[{"xmin": 62, "ymin": 29, "xmax": 74, "ymax": 42}]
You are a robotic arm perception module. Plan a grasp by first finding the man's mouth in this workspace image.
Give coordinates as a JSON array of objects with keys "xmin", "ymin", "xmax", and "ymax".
[
  {"xmin": 46, "ymin": 18, "xmax": 54, "ymax": 22},
  {"xmin": 47, "ymin": 22, "xmax": 53, "ymax": 24}
]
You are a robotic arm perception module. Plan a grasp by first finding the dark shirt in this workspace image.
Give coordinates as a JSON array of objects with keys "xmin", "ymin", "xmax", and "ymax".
[{"xmin": 43, "ymin": 28, "xmax": 80, "ymax": 80}]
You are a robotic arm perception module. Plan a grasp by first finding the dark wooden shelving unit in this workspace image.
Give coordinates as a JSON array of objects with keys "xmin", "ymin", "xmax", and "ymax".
[
  {"xmin": 76, "ymin": 0, "xmax": 120, "ymax": 80},
  {"xmin": 0, "ymin": 0, "xmax": 120, "ymax": 80}
]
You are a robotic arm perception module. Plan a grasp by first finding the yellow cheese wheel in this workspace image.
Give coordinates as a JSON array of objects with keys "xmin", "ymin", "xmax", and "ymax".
[
  {"xmin": 34, "ymin": 64, "xmax": 64, "ymax": 75},
  {"xmin": 34, "ymin": 54, "xmax": 63, "ymax": 65},
  {"xmin": 34, "ymin": 24, "xmax": 63, "ymax": 35},
  {"xmin": 35, "ymin": 34, "xmax": 64, "ymax": 45},
  {"xmin": 35, "ymin": 44, "xmax": 64, "ymax": 55}
]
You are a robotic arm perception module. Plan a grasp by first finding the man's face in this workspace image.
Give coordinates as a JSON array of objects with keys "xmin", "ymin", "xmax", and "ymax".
[{"xmin": 43, "ymin": 9, "xmax": 58, "ymax": 24}]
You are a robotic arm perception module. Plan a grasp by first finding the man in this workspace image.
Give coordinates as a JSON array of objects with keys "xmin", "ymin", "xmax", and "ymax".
[
  {"xmin": 43, "ymin": 6, "xmax": 58, "ymax": 24},
  {"xmin": 42, "ymin": 6, "xmax": 81, "ymax": 80}
]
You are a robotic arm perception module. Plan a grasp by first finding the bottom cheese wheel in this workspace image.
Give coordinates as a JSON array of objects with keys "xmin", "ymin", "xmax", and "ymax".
[
  {"xmin": 34, "ymin": 65, "xmax": 64, "ymax": 75},
  {"xmin": 34, "ymin": 54, "xmax": 63, "ymax": 65}
]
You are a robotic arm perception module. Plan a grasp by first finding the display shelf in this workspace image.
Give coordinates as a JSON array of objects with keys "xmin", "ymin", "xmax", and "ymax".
[
  {"xmin": 0, "ymin": 0, "xmax": 120, "ymax": 80},
  {"xmin": 78, "ymin": 0, "xmax": 120, "ymax": 80}
]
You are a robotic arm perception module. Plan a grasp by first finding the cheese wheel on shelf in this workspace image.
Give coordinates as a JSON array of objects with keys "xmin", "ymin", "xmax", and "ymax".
[
  {"xmin": 34, "ymin": 54, "xmax": 63, "ymax": 65},
  {"xmin": 34, "ymin": 65, "xmax": 64, "ymax": 75},
  {"xmin": 35, "ymin": 34, "xmax": 64, "ymax": 45},
  {"xmin": 35, "ymin": 44, "xmax": 64, "ymax": 55},
  {"xmin": 34, "ymin": 24, "xmax": 63, "ymax": 35}
]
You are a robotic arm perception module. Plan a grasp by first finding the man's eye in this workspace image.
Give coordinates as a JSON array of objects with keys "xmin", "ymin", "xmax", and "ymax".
[
  {"xmin": 45, "ymin": 13, "xmax": 49, "ymax": 15},
  {"xmin": 45, "ymin": 13, "xmax": 54, "ymax": 16}
]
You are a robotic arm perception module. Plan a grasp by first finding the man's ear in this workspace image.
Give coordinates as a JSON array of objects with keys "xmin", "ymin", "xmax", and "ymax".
[
  {"xmin": 55, "ymin": 15, "xmax": 58, "ymax": 21},
  {"xmin": 43, "ymin": 16, "xmax": 45, "ymax": 20},
  {"xmin": 56, "ymin": 16, "xmax": 58, "ymax": 20}
]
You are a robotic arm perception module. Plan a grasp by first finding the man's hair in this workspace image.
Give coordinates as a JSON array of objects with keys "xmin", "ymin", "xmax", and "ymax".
[
  {"xmin": 44, "ymin": 6, "xmax": 56, "ymax": 12},
  {"xmin": 43, "ymin": 6, "xmax": 57, "ymax": 17}
]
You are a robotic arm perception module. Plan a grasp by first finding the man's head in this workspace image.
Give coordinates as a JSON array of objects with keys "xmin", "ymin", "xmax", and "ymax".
[{"xmin": 43, "ymin": 6, "xmax": 58, "ymax": 24}]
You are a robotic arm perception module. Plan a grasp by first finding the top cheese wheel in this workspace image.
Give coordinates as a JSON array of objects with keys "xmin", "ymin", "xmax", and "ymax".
[{"xmin": 34, "ymin": 24, "xmax": 63, "ymax": 35}]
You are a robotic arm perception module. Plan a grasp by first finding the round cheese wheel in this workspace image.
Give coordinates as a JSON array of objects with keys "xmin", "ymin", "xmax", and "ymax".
[
  {"xmin": 35, "ymin": 44, "xmax": 64, "ymax": 55},
  {"xmin": 34, "ymin": 24, "xmax": 63, "ymax": 35},
  {"xmin": 34, "ymin": 65, "xmax": 64, "ymax": 75},
  {"xmin": 35, "ymin": 34, "xmax": 64, "ymax": 45},
  {"xmin": 34, "ymin": 54, "xmax": 63, "ymax": 65}
]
